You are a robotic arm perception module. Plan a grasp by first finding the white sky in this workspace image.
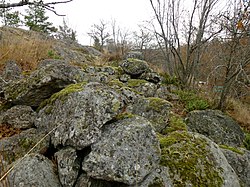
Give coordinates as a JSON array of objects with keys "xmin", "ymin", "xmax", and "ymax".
[{"xmin": 47, "ymin": 0, "xmax": 153, "ymax": 45}]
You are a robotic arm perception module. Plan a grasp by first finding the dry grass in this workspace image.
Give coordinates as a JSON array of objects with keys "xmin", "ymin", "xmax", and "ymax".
[
  {"xmin": 226, "ymin": 98, "xmax": 250, "ymax": 132},
  {"xmin": 0, "ymin": 38, "xmax": 53, "ymax": 71}
]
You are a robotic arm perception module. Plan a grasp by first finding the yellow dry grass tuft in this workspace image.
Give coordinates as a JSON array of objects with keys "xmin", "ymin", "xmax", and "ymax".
[
  {"xmin": 226, "ymin": 98, "xmax": 250, "ymax": 132},
  {"xmin": 0, "ymin": 38, "xmax": 53, "ymax": 71}
]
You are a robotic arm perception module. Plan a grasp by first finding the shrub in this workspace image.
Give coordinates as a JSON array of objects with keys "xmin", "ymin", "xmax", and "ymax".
[
  {"xmin": 160, "ymin": 73, "xmax": 180, "ymax": 86},
  {"xmin": 175, "ymin": 90, "xmax": 210, "ymax": 112}
]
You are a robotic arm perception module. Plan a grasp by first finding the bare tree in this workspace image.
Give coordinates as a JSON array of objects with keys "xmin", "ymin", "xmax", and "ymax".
[
  {"xmin": 0, "ymin": 0, "xmax": 73, "ymax": 16},
  {"xmin": 88, "ymin": 20, "xmax": 110, "ymax": 51},
  {"xmin": 211, "ymin": 0, "xmax": 250, "ymax": 110},
  {"xmin": 149, "ymin": 0, "xmax": 221, "ymax": 88}
]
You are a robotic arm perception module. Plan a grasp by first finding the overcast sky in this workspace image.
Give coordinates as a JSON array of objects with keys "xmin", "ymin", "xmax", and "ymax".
[{"xmin": 48, "ymin": 0, "xmax": 153, "ymax": 45}]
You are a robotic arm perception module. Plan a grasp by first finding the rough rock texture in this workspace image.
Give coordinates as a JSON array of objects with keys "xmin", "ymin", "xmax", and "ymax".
[
  {"xmin": 0, "ymin": 128, "xmax": 50, "ymax": 173},
  {"xmin": 139, "ymin": 72, "xmax": 161, "ymax": 84},
  {"xmin": 82, "ymin": 116, "xmax": 161, "ymax": 185},
  {"xmin": 0, "ymin": 105, "xmax": 36, "ymax": 129},
  {"xmin": 186, "ymin": 109, "xmax": 245, "ymax": 147},
  {"xmin": 222, "ymin": 148, "xmax": 250, "ymax": 187},
  {"xmin": 3, "ymin": 59, "xmax": 86, "ymax": 108},
  {"xmin": 127, "ymin": 97, "xmax": 172, "ymax": 133},
  {"xmin": 126, "ymin": 79, "xmax": 158, "ymax": 97},
  {"xmin": 8, "ymin": 154, "xmax": 61, "ymax": 187},
  {"xmin": 55, "ymin": 147, "xmax": 80, "ymax": 187},
  {"xmin": 120, "ymin": 58, "xmax": 150, "ymax": 76},
  {"xmin": 1, "ymin": 60, "xmax": 23, "ymax": 82},
  {"xmin": 36, "ymin": 82, "xmax": 125, "ymax": 150},
  {"xmin": 159, "ymin": 131, "xmax": 240, "ymax": 187}
]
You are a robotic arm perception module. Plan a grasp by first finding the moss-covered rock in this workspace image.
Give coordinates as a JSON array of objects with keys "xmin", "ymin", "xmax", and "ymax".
[
  {"xmin": 158, "ymin": 131, "xmax": 240, "ymax": 187},
  {"xmin": 120, "ymin": 58, "xmax": 150, "ymax": 76},
  {"xmin": 35, "ymin": 82, "xmax": 125, "ymax": 150},
  {"xmin": 127, "ymin": 79, "xmax": 158, "ymax": 97},
  {"xmin": 3, "ymin": 60, "xmax": 87, "ymax": 108}
]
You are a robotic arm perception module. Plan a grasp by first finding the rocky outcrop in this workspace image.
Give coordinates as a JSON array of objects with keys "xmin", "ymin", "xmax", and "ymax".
[
  {"xmin": 0, "ymin": 33, "xmax": 248, "ymax": 186},
  {"xmin": 186, "ymin": 109, "xmax": 245, "ymax": 147}
]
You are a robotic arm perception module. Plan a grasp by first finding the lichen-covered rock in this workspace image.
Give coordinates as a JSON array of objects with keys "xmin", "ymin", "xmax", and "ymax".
[
  {"xmin": 2, "ymin": 60, "xmax": 23, "ymax": 82},
  {"xmin": 139, "ymin": 72, "xmax": 161, "ymax": 84},
  {"xmin": 120, "ymin": 58, "xmax": 149, "ymax": 76},
  {"xmin": 221, "ymin": 148, "xmax": 250, "ymax": 187},
  {"xmin": 159, "ymin": 131, "xmax": 240, "ymax": 187},
  {"xmin": 35, "ymin": 82, "xmax": 125, "ymax": 150},
  {"xmin": 55, "ymin": 147, "xmax": 80, "ymax": 187},
  {"xmin": 186, "ymin": 109, "xmax": 245, "ymax": 147},
  {"xmin": 8, "ymin": 153, "xmax": 61, "ymax": 187},
  {"xmin": 82, "ymin": 116, "xmax": 161, "ymax": 185},
  {"xmin": 126, "ymin": 79, "xmax": 158, "ymax": 97},
  {"xmin": 0, "ymin": 105, "xmax": 36, "ymax": 129},
  {"xmin": 3, "ymin": 59, "xmax": 86, "ymax": 108},
  {"xmin": 0, "ymin": 128, "xmax": 49, "ymax": 173},
  {"xmin": 155, "ymin": 85, "xmax": 179, "ymax": 101},
  {"xmin": 126, "ymin": 97, "xmax": 172, "ymax": 133}
]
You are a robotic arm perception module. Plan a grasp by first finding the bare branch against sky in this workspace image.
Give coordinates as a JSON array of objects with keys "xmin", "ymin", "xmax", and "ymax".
[{"xmin": 0, "ymin": 0, "xmax": 73, "ymax": 16}]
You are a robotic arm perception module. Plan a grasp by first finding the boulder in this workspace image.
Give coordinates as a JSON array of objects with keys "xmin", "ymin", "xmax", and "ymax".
[
  {"xmin": 222, "ymin": 148, "xmax": 250, "ymax": 187},
  {"xmin": 8, "ymin": 153, "xmax": 61, "ymax": 187},
  {"xmin": 0, "ymin": 128, "xmax": 50, "ymax": 173},
  {"xmin": 0, "ymin": 105, "xmax": 36, "ymax": 129},
  {"xmin": 159, "ymin": 131, "xmax": 240, "ymax": 187},
  {"xmin": 186, "ymin": 109, "xmax": 245, "ymax": 147},
  {"xmin": 3, "ymin": 59, "xmax": 86, "ymax": 108},
  {"xmin": 126, "ymin": 97, "xmax": 172, "ymax": 133},
  {"xmin": 139, "ymin": 72, "xmax": 161, "ymax": 84},
  {"xmin": 35, "ymin": 82, "xmax": 125, "ymax": 150},
  {"xmin": 126, "ymin": 79, "xmax": 158, "ymax": 97},
  {"xmin": 82, "ymin": 116, "xmax": 161, "ymax": 185},
  {"xmin": 55, "ymin": 147, "xmax": 80, "ymax": 187},
  {"xmin": 120, "ymin": 58, "xmax": 149, "ymax": 76}
]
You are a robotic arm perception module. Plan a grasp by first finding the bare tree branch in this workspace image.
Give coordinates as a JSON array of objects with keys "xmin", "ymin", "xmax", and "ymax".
[{"xmin": 0, "ymin": 0, "xmax": 73, "ymax": 15}]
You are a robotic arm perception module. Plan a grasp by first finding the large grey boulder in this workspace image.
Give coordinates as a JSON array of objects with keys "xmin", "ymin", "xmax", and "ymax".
[
  {"xmin": 3, "ymin": 59, "xmax": 86, "ymax": 108},
  {"xmin": 159, "ymin": 131, "xmax": 240, "ymax": 187},
  {"xmin": 55, "ymin": 147, "xmax": 80, "ymax": 187},
  {"xmin": 127, "ymin": 97, "xmax": 172, "ymax": 133},
  {"xmin": 8, "ymin": 153, "xmax": 61, "ymax": 187},
  {"xmin": 36, "ymin": 82, "xmax": 125, "ymax": 150},
  {"xmin": 222, "ymin": 148, "xmax": 250, "ymax": 187},
  {"xmin": 82, "ymin": 116, "xmax": 161, "ymax": 185},
  {"xmin": 186, "ymin": 109, "xmax": 245, "ymax": 147},
  {"xmin": 0, "ymin": 105, "xmax": 36, "ymax": 129},
  {"xmin": 0, "ymin": 128, "xmax": 49, "ymax": 173}
]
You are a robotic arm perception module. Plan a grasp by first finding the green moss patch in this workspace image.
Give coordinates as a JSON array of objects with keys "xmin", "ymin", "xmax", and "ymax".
[
  {"xmin": 162, "ymin": 114, "xmax": 187, "ymax": 134},
  {"xmin": 147, "ymin": 97, "xmax": 172, "ymax": 113},
  {"xmin": 38, "ymin": 81, "xmax": 87, "ymax": 111},
  {"xmin": 158, "ymin": 131, "xmax": 223, "ymax": 187},
  {"xmin": 127, "ymin": 79, "xmax": 148, "ymax": 88}
]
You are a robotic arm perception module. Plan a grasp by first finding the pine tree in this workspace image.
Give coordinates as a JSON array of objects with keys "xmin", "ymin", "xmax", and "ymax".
[
  {"xmin": 24, "ymin": 1, "xmax": 57, "ymax": 34},
  {"xmin": 0, "ymin": 0, "xmax": 21, "ymax": 27},
  {"xmin": 56, "ymin": 18, "xmax": 77, "ymax": 42}
]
